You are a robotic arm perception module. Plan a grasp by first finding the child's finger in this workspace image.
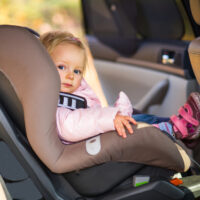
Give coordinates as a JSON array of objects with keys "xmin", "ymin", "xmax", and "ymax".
[
  {"xmin": 122, "ymin": 119, "xmax": 133, "ymax": 134},
  {"xmin": 115, "ymin": 123, "xmax": 122, "ymax": 137},
  {"xmin": 116, "ymin": 121, "xmax": 127, "ymax": 138},
  {"xmin": 126, "ymin": 116, "xmax": 137, "ymax": 125}
]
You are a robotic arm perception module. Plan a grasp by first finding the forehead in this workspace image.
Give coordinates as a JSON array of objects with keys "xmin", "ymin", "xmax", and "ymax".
[{"xmin": 51, "ymin": 43, "xmax": 86, "ymax": 67}]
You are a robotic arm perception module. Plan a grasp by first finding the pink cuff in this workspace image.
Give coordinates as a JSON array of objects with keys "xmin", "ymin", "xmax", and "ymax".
[{"xmin": 114, "ymin": 91, "xmax": 133, "ymax": 116}]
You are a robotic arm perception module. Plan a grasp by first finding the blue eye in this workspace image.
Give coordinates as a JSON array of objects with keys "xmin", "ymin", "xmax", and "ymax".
[
  {"xmin": 74, "ymin": 69, "xmax": 82, "ymax": 74},
  {"xmin": 58, "ymin": 65, "xmax": 65, "ymax": 70}
]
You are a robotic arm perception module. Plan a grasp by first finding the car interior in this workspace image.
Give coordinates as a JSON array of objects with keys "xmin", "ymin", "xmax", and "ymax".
[
  {"xmin": 0, "ymin": 0, "xmax": 200, "ymax": 200},
  {"xmin": 82, "ymin": 0, "xmax": 198, "ymax": 115}
]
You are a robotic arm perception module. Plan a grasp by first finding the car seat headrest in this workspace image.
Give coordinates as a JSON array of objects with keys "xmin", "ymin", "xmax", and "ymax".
[
  {"xmin": 188, "ymin": 37, "xmax": 200, "ymax": 84},
  {"xmin": 189, "ymin": 0, "xmax": 200, "ymax": 25}
]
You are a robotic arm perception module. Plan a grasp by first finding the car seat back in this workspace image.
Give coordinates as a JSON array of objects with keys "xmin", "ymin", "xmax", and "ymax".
[{"xmin": 82, "ymin": 0, "xmax": 139, "ymax": 56}]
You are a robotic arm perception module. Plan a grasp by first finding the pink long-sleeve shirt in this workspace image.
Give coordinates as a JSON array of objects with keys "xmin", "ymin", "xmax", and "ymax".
[{"xmin": 56, "ymin": 79, "xmax": 132, "ymax": 143}]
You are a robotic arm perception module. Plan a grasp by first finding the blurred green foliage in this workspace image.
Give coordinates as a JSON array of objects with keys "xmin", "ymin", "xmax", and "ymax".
[{"xmin": 0, "ymin": 0, "xmax": 83, "ymax": 34}]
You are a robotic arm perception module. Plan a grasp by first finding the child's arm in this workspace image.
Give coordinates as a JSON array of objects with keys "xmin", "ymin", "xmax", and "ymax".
[{"xmin": 57, "ymin": 106, "xmax": 119, "ymax": 143}]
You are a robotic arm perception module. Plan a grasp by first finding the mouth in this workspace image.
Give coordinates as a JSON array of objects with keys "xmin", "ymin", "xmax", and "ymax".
[{"xmin": 62, "ymin": 83, "xmax": 72, "ymax": 88}]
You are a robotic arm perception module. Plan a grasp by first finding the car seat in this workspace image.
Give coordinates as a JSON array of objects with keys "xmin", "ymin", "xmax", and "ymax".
[
  {"xmin": 0, "ymin": 25, "xmax": 198, "ymax": 200},
  {"xmin": 83, "ymin": 0, "xmax": 193, "ymax": 76}
]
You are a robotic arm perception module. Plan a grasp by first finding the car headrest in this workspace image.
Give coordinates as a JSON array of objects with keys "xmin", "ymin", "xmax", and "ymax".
[
  {"xmin": 136, "ymin": 0, "xmax": 184, "ymax": 40},
  {"xmin": 189, "ymin": 0, "xmax": 200, "ymax": 25},
  {"xmin": 188, "ymin": 37, "xmax": 200, "ymax": 84}
]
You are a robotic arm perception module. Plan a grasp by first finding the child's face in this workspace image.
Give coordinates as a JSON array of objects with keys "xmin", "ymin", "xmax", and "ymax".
[{"xmin": 51, "ymin": 43, "xmax": 85, "ymax": 93}]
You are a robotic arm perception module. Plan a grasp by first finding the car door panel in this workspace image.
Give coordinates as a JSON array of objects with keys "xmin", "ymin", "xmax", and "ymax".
[{"xmin": 94, "ymin": 59, "xmax": 198, "ymax": 117}]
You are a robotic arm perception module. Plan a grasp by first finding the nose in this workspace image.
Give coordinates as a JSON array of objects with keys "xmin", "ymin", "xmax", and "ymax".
[{"xmin": 65, "ymin": 71, "xmax": 74, "ymax": 80}]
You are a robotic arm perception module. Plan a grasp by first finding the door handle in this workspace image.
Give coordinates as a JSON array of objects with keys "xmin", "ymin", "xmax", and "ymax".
[{"xmin": 135, "ymin": 79, "xmax": 169, "ymax": 112}]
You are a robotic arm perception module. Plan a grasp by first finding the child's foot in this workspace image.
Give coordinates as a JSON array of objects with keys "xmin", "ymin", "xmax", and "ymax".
[{"xmin": 170, "ymin": 92, "xmax": 200, "ymax": 140}]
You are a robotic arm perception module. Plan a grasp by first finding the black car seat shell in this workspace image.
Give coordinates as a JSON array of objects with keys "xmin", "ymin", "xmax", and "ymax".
[{"xmin": 0, "ymin": 25, "xmax": 194, "ymax": 199}]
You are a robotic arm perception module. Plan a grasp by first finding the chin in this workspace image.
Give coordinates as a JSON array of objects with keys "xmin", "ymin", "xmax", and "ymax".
[
  {"xmin": 61, "ymin": 89, "xmax": 70, "ymax": 93},
  {"xmin": 61, "ymin": 87, "xmax": 76, "ymax": 93}
]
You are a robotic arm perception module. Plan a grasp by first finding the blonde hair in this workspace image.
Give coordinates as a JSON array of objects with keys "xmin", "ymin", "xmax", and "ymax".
[{"xmin": 40, "ymin": 31, "xmax": 87, "ymax": 71}]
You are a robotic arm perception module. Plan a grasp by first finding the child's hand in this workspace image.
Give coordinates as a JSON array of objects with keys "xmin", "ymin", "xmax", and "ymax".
[{"xmin": 114, "ymin": 114, "xmax": 137, "ymax": 138}]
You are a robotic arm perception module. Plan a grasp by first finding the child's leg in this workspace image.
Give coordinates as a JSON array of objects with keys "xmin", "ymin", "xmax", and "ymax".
[
  {"xmin": 132, "ymin": 114, "xmax": 169, "ymax": 124},
  {"xmin": 153, "ymin": 122, "xmax": 175, "ymax": 139},
  {"xmin": 170, "ymin": 92, "xmax": 200, "ymax": 140},
  {"xmin": 153, "ymin": 92, "xmax": 200, "ymax": 148},
  {"xmin": 133, "ymin": 114, "xmax": 176, "ymax": 140}
]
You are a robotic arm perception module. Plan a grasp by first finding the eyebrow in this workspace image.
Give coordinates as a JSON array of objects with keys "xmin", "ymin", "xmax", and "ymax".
[
  {"xmin": 55, "ymin": 60, "xmax": 68, "ymax": 64},
  {"xmin": 75, "ymin": 66, "xmax": 84, "ymax": 70}
]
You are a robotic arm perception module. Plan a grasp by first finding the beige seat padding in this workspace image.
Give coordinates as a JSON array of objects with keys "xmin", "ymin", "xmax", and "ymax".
[
  {"xmin": 188, "ymin": 37, "xmax": 200, "ymax": 84},
  {"xmin": 0, "ymin": 25, "xmax": 190, "ymax": 173},
  {"xmin": 190, "ymin": 0, "xmax": 200, "ymax": 26}
]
